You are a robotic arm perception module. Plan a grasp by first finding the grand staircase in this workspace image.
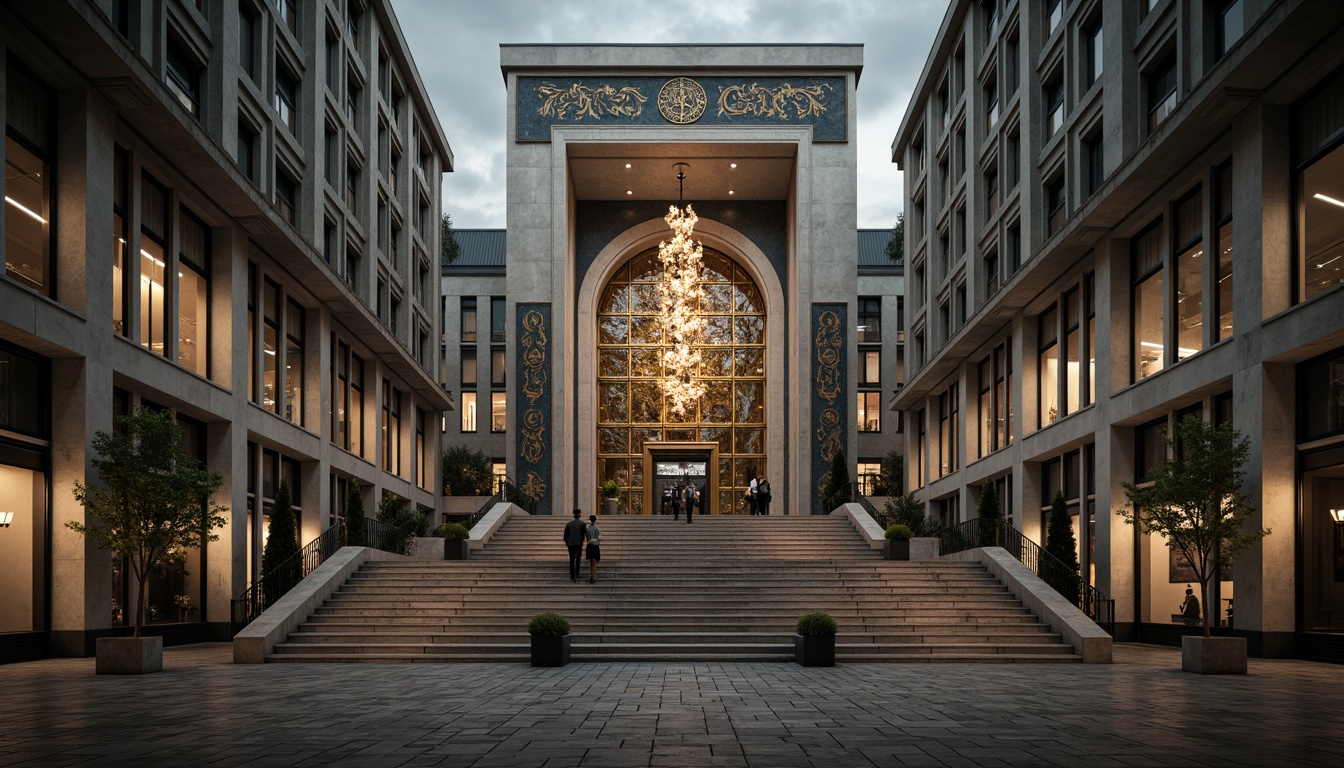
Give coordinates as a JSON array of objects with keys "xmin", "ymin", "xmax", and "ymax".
[{"xmin": 267, "ymin": 515, "xmax": 1082, "ymax": 663}]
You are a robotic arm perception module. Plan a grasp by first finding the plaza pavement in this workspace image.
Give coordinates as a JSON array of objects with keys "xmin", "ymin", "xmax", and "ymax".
[{"xmin": 2, "ymin": 643, "xmax": 1342, "ymax": 767}]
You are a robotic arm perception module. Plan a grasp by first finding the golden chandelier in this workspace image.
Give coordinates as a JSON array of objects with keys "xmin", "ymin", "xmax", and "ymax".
[{"xmin": 657, "ymin": 165, "xmax": 706, "ymax": 416}]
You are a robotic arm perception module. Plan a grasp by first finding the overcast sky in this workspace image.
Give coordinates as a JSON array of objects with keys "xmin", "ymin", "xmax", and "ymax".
[{"xmin": 391, "ymin": 0, "xmax": 948, "ymax": 230}]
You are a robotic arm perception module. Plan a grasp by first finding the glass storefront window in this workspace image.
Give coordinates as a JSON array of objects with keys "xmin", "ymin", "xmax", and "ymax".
[
  {"xmin": 4, "ymin": 64, "xmax": 55, "ymax": 297},
  {"xmin": 0, "ymin": 462, "xmax": 48, "ymax": 633}
]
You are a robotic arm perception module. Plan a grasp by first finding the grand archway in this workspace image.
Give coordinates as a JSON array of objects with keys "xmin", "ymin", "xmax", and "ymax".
[{"xmin": 595, "ymin": 246, "xmax": 766, "ymax": 514}]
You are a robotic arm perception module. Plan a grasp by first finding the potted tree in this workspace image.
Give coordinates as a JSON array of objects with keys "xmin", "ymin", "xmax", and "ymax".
[
  {"xmin": 794, "ymin": 611, "xmax": 837, "ymax": 666},
  {"xmin": 884, "ymin": 524, "xmax": 913, "ymax": 560},
  {"xmin": 600, "ymin": 480, "xmax": 620, "ymax": 516},
  {"xmin": 438, "ymin": 522, "xmax": 471, "ymax": 560},
  {"xmin": 529, "ymin": 612, "xmax": 571, "ymax": 666},
  {"xmin": 1119, "ymin": 415, "xmax": 1268, "ymax": 674},
  {"xmin": 67, "ymin": 408, "xmax": 226, "ymax": 674},
  {"xmin": 976, "ymin": 481, "xmax": 1002, "ymax": 547}
]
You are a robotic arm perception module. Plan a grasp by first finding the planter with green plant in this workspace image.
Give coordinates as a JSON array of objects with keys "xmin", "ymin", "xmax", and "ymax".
[
  {"xmin": 794, "ymin": 611, "xmax": 837, "ymax": 666},
  {"xmin": 438, "ymin": 522, "xmax": 471, "ymax": 560},
  {"xmin": 528, "ymin": 612, "xmax": 571, "ymax": 666},
  {"xmin": 600, "ymin": 480, "xmax": 620, "ymax": 515},
  {"xmin": 883, "ymin": 524, "xmax": 913, "ymax": 560},
  {"xmin": 67, "ymin": 408, "xmax": 227, "ymax": 674}
]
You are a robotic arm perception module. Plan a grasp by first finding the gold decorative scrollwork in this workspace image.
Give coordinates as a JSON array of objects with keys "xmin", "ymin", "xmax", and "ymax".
[
  {"xmin": 520, "ymin": 409, "xmax": 547, "ymax": 464},
  {"xmin": 520, "ymin": 309, "xmax": 548, "ymax": 405},
  {"xmin": 520, "ymin": 471, "xmax": 548, "ymax": 505},
  {"xmin": 813, "ymin": 310, "xmax": 844, "ymax": 404},
  {"xmin": 716, "ymin": 82, "xmax": 833, "ymax": 120},
  {"xmin": 535, "ymin": 82, "xmax": 647, "ymax": 121},
  {"xmin": 657, "ymin": 77, "xmax": 707, "ymax": 124},
  {"xmin": 816, "ymin": 407, "xmax": 842, "ymax": 464}
]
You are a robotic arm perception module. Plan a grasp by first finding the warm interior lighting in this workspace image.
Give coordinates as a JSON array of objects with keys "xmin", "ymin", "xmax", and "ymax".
[
  {"xmin": 626, "ymin": 190, "xmax": 633, "ymax": 195},
  {"xmin": 729, "ymin": 163, "xmax": 737, "ymax": 168},
  {"xmin": 5, "ymin": 195, "xmax": 46, "ymax": 223},
  {"xmin": 1331, "ymin": 508, "xmax": 1344, "ymax": 523},
  {"xmin": 1314, "ymin": 193, "xmax": 1344, "ymax": 209},
  {"xmin": 625, "ymin": 163, "xmax": 632, "ymax": 169},
  {"xmin": 0, "ymin": 511, "xmax": 13, "ymax": 528},
  {"xmin": 728, "ymin": 190, "xmax": 735, "ymax": 195}
]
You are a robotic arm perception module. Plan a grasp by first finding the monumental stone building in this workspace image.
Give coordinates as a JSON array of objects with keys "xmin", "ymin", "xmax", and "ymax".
[
  {"xmin": 445, "ymin": 43, "xmax": 906, "ymax": 520},
  {"xmin": 892, "ymin": 0, "xmax": 1344, "ymax": 658},
  {"xmin": 0, "ymin": 0, "xmax": 451, "ymax": 661},
  {"xmin": 441, "ymin": 226, "xmax": 905, "ymax": 505}
]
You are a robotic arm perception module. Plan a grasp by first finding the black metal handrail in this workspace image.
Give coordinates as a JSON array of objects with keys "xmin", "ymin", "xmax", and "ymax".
[
  {"xmin": 847, "ymin": 481, "xmax": 892, "ymax": 528},
  {"xmin": 231, "ymin": 519, "xmax": 345, "ymax": 631},
  {"xmin": 938, "ymin": 518, "xmax": 1116, "ymax": 637},
  {"xmin": 465, "ymin": 475, "xmax": 533, "ymax": 529}
]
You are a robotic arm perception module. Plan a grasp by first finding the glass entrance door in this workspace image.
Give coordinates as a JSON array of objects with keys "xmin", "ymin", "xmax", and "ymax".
[{"xmin": 654, "ymin": 459, "xmax": 707, "ymax": 516}]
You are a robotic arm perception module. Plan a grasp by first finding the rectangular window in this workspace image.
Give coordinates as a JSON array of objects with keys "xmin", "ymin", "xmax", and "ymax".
[
  {"xmin": 275, "ymin": 168, "xmax": 297, "ymax": 224},
  {"xmin": 1045, "ymin": 0, "xmax": 1062, "ymax": 35},
  {"xmin": 1007, "ymin": 224, "xmax": 1021, "ymax": 272},
  {"xmin": 334, "ymin": 340, "xmax": 349, "ymax": 449},
  {"xmin": 491, "ymin": 296, "xmax": 506, "ymax": 342},
  {"xmin": 239, "ymin": 3, "xmax": 257, "ymax": 81},
  {"xmin": 178, "ymin": 209, "xmax": 210, "ymax": 377},
  {"xmin": 461, "ymin": 390, "xmax": 477, "ymax": 433},
  {"xmin": 491, "ymin": 392, "xmax": 506, "ymax": 433},
  {"xmin": 277, "ymin": 0, "xmax": 296, "ymax": 34},
  {"xmin": 1039, "ymin": 305, "xmax": 1059, "ymax": 427},
  {"xmin": 346, "ymin": 162, "xmax": 359, "ymax": 211},
  {"xmin": 1175, "ymin": 190, "xmax": 1204, "ymax": 359},
  {"xmin": 275, "ymin": 65, "xmax": 298, "ymax": 134},
  {"xmin": 112, "ymin": 147, "xmax": 129, "ymax": 335},
  {"xmin": 461, "ymin": 297, "xmax": 478, "ymax": 342},
  {"xmin": 139, "ymin": 175, "xmax": 169, "ymax": 357},
  {"xmin": 1044, "ymin": 76, "xmax": 1064, "ymax": 140},
  {"xmin": 1147, "ymin": 54, "xmax": 1178, "ymax": 133},
  {"xmin": 857, "ymin": 297, "xmax": 881, "ymax": 343},
  {"xmin": 285, "ymin": 299, "xmax": 304, "ymax": 424},
  {"xmin": 416, "ymin": 408, "xmax": 427, "ymax": 489},
  {"xmin": 1085, "ymin": 19, "xmax": 1103, "ymax": 87},
  {"xmin": 1137, "ymin": 418, "xmax": 1169, "ymax": 482},
  {"xmin": 165, "ymin": 42, "xmax": 202, "ymax": 118},
  {"xmin": 1005, "ymin": 34, "xmax": 1019, "ymax": 94},
  {"xmin": 1086, "ymin": 275, "xmax": 1096, "ymax": 405},
  {"xmin": 859, "ymin": 349, "xmax": 880, "ymax": 386},
  {"xmin": 350, "ymin": 354, "xmax": 364, "ymax": 454},
  {"xmin": 384, "ymin": 383, "xmax": 401, "ymax": 474},
  {"xmin": 4, "ymin": 64, "xmax": 55, "ymax": 296},
  {"xmin": 491, "ymin": 347, "xmax": 506, "ymax": 387},
  {"xmin": 248, "ymin": 264, "xmax": 257, "ymax": 402},
  {"xmin": 262, "ymin": 278, "xmax": 279, "ymax": 413},
  {"xmin": 461, "ymin": 347, "xmax": 476, "ymax": 387},
  {"xmin": 1215, "ymin": 0, "xmax": 1245, "ymax": 59},
  {"xmin": 1064, "ymin": 289, "xmax": 1080, "ymax": 416},
  {"xmin": 1215, "ymin": 162, "xmax": 1234, "ymax": 339},
  {"xmin": 1085, "ymin": 129, "xmax": 1105, "ymax": 197},
  {"xmin": 1046, "ymin": 175, "xmax": 1066, "ymax": 235},
  {"xmin": 1133, "ymin": 222, "xmax": 1165, "ymax": 381},
  {"xmin": 985, "ymin": 168, "xmax": 999, "ymax": 218},
  {"xmin": 984, "ymin": 250, "xmax": 1000, "ymax": 297},
  {"xmin": 915, "ymin": 409, "xmax": 926, "ymax": 488},
  {"xmin": 237, "ymin": 120, "xmax": 257, "ymax": 182},
  {"xmin": 1296, "ymin": 72, "xmax": 1344, "ymax": 302},
  {"xmin": 985, "ymin": 78, "xmax": 998, "ymax": 133},
  {"xmin": 858, "ymin": 391, "xmax": 881, "ymax": 432},
  {"xmin": 1006, "ymin": 130, "xmax": 1020, "ymax": 189}
]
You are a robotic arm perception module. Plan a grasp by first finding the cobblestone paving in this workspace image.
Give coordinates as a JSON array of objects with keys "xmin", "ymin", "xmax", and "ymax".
[{"xmin": 3, "ymin": 643, "xmax": 1343, "ymax": 767}]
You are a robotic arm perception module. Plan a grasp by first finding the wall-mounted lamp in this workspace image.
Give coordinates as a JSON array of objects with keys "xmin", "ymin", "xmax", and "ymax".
[
  {"xmin": 0, "ymin": 511, "xmax": 13, "ymax": 528},
  {"xmin": 1331, "ymin": 508, "xmax": 1344, "ymax": 523}
]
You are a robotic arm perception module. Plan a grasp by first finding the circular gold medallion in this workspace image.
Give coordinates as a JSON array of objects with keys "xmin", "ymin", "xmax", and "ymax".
[{"xmin": 657, "ymin": 77, "xmax": 707, "ymax": 124}]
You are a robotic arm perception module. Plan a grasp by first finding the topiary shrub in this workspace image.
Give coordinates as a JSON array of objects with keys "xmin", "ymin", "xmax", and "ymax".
[
  {"xmin": 600, "ymin": 479, "xmax": 620, "ymax": 499},
  {"xmin": 796, "ymin": 611, "xmax": 838, "ymax": 636},
  {"xmin": 437, "ymin": 522, "xmax": 469, "ymax": 540},
  {"xmin": 884, "ymin": 524, "xmax": 914, "ymax": 540},
  {"xmin": 528, "ymin": 612, "xmax": 571, "ymax": 636},
  {"xmin": 345, "ymin": 482, "xmax": 367, "ymax": 547},
  {"xmin": 376, "ymin": 494, "xmax": 428, "ymax": 554},
  {"xmin": 442, "ymin": 445, "xmax": 494, "ymax": 496},
  {"xmin": 822, "ymin": 447, "xmax": 853, "ymax": 512}
]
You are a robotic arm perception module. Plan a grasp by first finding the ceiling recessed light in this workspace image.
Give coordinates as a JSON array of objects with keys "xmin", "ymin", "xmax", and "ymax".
[
  {"xmin": 728, "ymin": 190, "xmax": 735, "ymax": 195},
  {"xmin": 626, "ymin": 190, "xmax": 633, "ymax": 195},
  {"xmin": 729, "ymin": 163, "xmax": 738, "ymax": 169},
  {"xmin": 625, "ymin": 163, "xmax": 632, "ymax": 169}
]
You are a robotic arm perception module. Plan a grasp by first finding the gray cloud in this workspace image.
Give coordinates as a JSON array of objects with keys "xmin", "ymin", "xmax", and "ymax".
[{"xmin": 392, "ymin": 0, "xmax": 946, "ymax": 228}]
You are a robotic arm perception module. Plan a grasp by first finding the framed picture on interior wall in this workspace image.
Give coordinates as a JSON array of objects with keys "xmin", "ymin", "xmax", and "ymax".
[{"xmin": 1168, "ymin": 545, "xmax": 1233, "ymax": 583}]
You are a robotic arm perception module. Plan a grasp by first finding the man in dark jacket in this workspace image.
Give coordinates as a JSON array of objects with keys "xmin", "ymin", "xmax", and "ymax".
[
  {"xmin": 563, "ymin": 509, "xmax": 587, "ymax": 582},
  {"xmin": 683, "ymin": 482, "xmax": 696, "ymax": 524}
]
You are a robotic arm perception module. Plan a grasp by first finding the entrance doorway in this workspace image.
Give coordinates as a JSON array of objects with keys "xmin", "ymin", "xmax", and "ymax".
[{"xmin": 644, "ymin": 442, "xmax": 718, "ymax": 516}]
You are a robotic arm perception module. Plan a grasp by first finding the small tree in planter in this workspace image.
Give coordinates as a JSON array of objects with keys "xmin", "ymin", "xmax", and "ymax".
[
  {"xmin": 976, "ymin": 482, "xmax": 1002, "ymax": 547},
  {"xmin": 1119, "ymin": 415, "xmax": 1268, "ymax": 673},
  {"xmin": 261, "ymin": 480, "xmax": 299, "ymax": 607},
  {"xmin": 442, "ymin": 445, "xmax": 494, "ymax": 497},
  {"xmin": 1044, "ymin": 491, "xmax": 1081, "ymax": 605},
  {"xmin": 528, "ymin": 611, "xmax": 571, "ymax": 666},
  {"xmin": 438, "ymin": 522, "xmax": 471, "ymax": 560},
  {"xmin": 376, "ymin": 493, "xmax": 428, "ymax": 554},
  {"xmin": 822, "ymin": 447, "xmax": 853, "ymax": 513},
  {"xmin": 67, "ymin": 408, "xmax": 226, "ymax": 673},
  {"xmin": 600, "ymin": 479, "xmax": 620, "ymax": 515},
  {"xmin": 883, "ymin": 524, "xmax": 913, "ymax": 561},
  {"xmin": 345, "ymin": 482, "xmax": 367, "ymax": 547},
  {"xmin": 886, "ymin": 492, "xmax": 940, "ymax": 537},
  {"xmin": 795, "ymin": 611, "xmax": 837, "ymax": 666},
  {"xmin": 871, "ymin": 450, "xmax": 904, "ymax": 497}
]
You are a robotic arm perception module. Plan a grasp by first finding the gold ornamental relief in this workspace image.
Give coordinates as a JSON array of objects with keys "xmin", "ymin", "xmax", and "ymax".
[{"xmin": 657, "ymin": 77, "xmax": 708, "ymax": 124}]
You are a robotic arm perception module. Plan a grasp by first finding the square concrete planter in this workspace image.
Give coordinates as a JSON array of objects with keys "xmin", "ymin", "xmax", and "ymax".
[
  {"xmin": 444, "ymin": 539, "xmax": 470, "ymax": 560},
  {"xmin": 410, "ymin": 537, "xmax": 444, "ymax": 560},
  {"xmin": 530, "ymin": 634, "xmax": 571, "ymax": 667},
  {"xmin": 96, "ymin": 636, "xmax": 163, "ymax": 675},
  {"xmin": 910, "ymin": 537, "xmax": 940, "ymax": 561},
  {"xmin": 883, "ymin": 539, "xmax": 910, "ymax": 560},
  {"xmin": 1182, "ymin": 636, "xmax": 1247, "ymax": 674},
  {"xmin": 794, "ymin": 634, "xmax": 835, "ymax": 666}
]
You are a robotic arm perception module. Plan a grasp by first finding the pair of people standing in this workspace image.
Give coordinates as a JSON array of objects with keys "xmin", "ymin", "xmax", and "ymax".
[
  {"xmin": 563, "ymin": 509, "xmax": 601, "ymax": 583},
  {"xmin": 671, "ymin": 481, "xmax": 702, "ymax": 523},
  {"xmin": 747, "ymin": 474, "xmax": 772, "ymax": 515}
]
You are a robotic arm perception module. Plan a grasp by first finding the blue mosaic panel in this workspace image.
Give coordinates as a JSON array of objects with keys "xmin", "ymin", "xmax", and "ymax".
[
  {"xmin": 515, "ymin": 304, "xmax": 552, "ymax": 515},
  {"xmin": 517, "ymin": 76, "xmax": 848, "ymax": 142},
  {"xmin": 811, "ymin": 304, "xmax": 848, "ymax": 514}
]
